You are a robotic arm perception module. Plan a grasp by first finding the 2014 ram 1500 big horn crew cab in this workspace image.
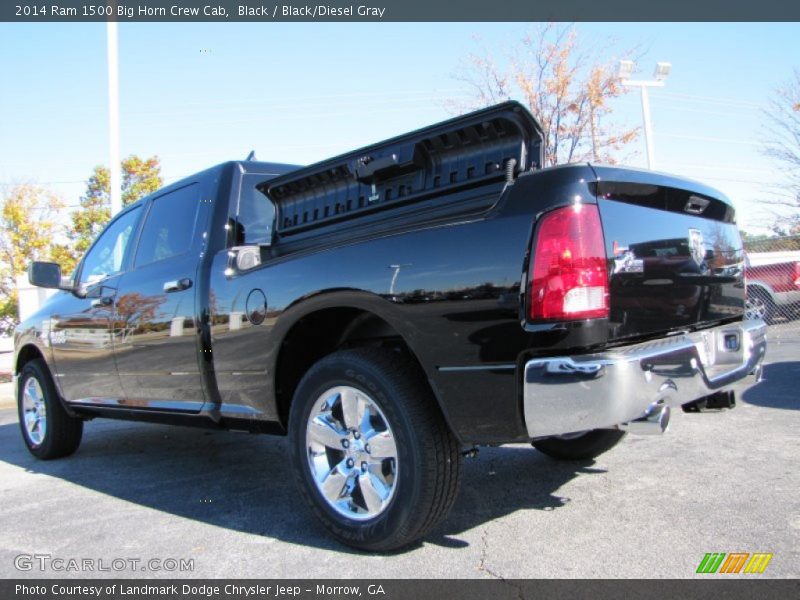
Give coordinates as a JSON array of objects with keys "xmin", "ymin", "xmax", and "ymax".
[{"xmin": 16, "ymin": 103, "xmax": 765, "ymax": 550}]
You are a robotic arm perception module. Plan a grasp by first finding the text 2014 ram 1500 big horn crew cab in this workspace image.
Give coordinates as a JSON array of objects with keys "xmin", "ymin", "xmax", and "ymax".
[{"xmin": 15, "ymin": 102, "xmax": 766, "ymax": 550}]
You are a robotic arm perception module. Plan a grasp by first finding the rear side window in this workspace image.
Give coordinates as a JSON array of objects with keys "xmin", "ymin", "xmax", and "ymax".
[
  {"xmin": 135, "ymin": 184, "xmax": 200, "ymax": 267},
  {"xmin": 234, "ymin": 174, "xmax": 275, "ymax": 245}
]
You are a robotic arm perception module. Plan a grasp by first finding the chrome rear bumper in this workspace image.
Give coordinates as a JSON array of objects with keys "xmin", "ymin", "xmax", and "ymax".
[{"xmin": 523, "ymin": 320, "xmax": 767, "ymax": 438}]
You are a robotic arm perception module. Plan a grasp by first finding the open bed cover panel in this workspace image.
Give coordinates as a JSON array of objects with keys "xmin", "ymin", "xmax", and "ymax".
[{"xmin": 260, "ymin": 101, "xmax": 544, "ymax": 237}]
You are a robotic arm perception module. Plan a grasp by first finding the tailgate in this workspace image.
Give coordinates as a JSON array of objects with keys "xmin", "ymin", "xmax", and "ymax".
[{"xmin": 591, "ymin": 167, "xmax": 745, "ymax": 342}]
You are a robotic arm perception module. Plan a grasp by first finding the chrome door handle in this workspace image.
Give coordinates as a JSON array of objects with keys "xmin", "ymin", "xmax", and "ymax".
[
  {"xmin": 163, "ymin": 278, "xmax": 192, "ymax": 293},
  {"xmin": 91, "ymin": 296, "xmax": 113, "ymax": 308}
]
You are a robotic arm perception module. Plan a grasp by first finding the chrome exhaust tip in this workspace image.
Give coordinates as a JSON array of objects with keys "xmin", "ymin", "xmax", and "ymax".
[{"xmin": 619, "ymin": 404, "xmax": 670, "ymax": 435}]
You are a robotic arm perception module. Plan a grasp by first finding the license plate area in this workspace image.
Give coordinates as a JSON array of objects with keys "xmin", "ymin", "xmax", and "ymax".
[{"xmin": 694, "ymin": 327, "xmax": 746, "ymax": 377}]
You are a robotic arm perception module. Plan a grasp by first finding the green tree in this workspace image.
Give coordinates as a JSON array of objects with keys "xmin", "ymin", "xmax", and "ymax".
[
  {"xmin": 0, "ymin": 156, "xmax": 162, "ymax": 334},
  {"xmin": 121, "ymin": 155, "xmax": 163, "ymax": 206},
  {"xmin": 452, "ymin": 24, "xmax": 639, "ymax": 166},
  {"xmin": 70, "ymin": 155, "xmax": 163, "ymax": 257},
  {"xmin": 70, "ymin": 166, "xmax": 111, "ymax": 259},
  {"xmin": 0, "ymin": 185, "xmax": 65, "ymax": 334}
]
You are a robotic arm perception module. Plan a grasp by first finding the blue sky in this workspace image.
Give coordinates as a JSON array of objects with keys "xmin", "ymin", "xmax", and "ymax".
[{"xmin": 1, "ymin": 22, "xmax": 798, "ymax": 233}]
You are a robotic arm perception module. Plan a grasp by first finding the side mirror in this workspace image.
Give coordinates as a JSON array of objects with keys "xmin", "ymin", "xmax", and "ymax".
[{"xmin": 28, "ymin": 262, "xmax": 72, "ymax": 291}]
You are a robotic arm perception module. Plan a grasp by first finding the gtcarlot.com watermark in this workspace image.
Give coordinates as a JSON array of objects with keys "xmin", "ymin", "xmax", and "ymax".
[{"xmin": 14, "ymin": 553, "xmax": 194, "ymax": 573}]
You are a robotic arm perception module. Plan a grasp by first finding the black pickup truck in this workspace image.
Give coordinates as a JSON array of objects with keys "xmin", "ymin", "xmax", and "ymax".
[{"xmin": 16, "ymin": 102, "xmax": 765, "ymax": 550}]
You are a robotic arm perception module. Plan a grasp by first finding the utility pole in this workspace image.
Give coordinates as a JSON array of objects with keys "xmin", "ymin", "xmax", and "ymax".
[
  {"xmin": 107, "ymin": 21, "xmax": 121, "ymax": 216},
  {"xmin": 618, "ymin": 61, "xmax": 671, "ymax": 170}
]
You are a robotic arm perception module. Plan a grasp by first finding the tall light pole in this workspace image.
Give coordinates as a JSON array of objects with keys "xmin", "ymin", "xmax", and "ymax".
[
  {"xmin": 619, "ymin": 60, "xmax": 671, "ymax": 170},
  {"xmin": 388, "ymin": 264, "xmax": 411, "ymax": 296},
  {"xmin": 107, "ymin": 22, "xmax": 122, "ymax": 216}
]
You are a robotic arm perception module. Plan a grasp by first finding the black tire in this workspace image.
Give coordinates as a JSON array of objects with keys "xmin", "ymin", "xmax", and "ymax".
[
  {"xmin": 745, "ymin": 288, "xmax": 776, "ymax": 324},
  {"xmin": 288, "ymin": 348, "xmax": 462, "ymax": 551},
  {"xmin": 532, "ymin": 428, "xmax": 625, "ymax": 461},
  {"xmin": 17, "ymin": 359, "xmax": 83, "ymax": 460}
]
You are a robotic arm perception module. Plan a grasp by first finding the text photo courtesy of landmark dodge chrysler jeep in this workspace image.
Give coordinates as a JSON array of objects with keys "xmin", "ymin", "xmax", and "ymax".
[{"xmin": 15, "ymin": 102, "xmax": 766, "ymax": 550}]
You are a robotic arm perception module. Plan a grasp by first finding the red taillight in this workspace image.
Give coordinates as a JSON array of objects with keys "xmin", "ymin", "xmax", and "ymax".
[
  {"xmin": 794, "ymin": 262, "xmax": 800, "ymax": 288},
  {"xmin": 529, "ymin": 203, "xmax": 609, "ymax": 321}
]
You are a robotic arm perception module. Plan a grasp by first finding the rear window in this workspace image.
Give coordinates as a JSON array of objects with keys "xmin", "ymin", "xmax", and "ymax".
[{"xmin": 630, "ymin": 238, "xmax": 691, "ymax": 258}]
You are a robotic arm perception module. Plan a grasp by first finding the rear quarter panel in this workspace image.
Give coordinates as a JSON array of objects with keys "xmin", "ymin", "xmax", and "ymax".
[{"xmin": 207, "ymin": 165, "xmax": 600, "ymax": 444}]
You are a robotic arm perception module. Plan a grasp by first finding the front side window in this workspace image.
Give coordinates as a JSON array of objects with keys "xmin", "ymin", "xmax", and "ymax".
[
  {"xmin": 135, "ymin": 184, "xmax": 200, "ymax": 267},
  {"xmin": 79, "ymin": 206, "xmax": 141, "ymax": 286}
]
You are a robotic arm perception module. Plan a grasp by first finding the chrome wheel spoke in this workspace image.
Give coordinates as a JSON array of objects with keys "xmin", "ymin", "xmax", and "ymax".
[
  {"xmin": 340, "ymin": 388, "xmax": 365, "ymax": 431},
  {"xmin": 308, "ymin": 415, "xmax": 347, "ymax": 449},
  {"xmin": 320, "ymin": 460, "xmax": 350, "ymax": 503},
  {"xmin": 25, "ymin": 413, "xmax": 37, "ymax": 434},
  {"xmin": 358, "ymin": 471, "xmax": 389, "ymax": 514},
  {"xmin": 366, "ymin": 431, "xmax": 397, "ymax": 459}
]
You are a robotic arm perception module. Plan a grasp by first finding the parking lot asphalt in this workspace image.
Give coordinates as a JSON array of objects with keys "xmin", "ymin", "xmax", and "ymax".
[{"xmin": 0, "ymin": 325, "xmax": 797, "ymax": 579}]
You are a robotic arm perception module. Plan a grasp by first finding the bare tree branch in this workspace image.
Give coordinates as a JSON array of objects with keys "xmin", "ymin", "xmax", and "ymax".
[
  {"xmin": 759, "ymin": 69, "xmax": 800, "ymax": 234},
  {"xmin": 450, "ymin": 24, "xmax": 640, "ymax": 167}
]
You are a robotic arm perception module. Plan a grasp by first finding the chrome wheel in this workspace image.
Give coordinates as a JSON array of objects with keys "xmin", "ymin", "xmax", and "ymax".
[
  {"xmin": 21, "ymin": 377, "xmax": 47, "ymax": 446},
  {"xmin": 745, "ymin": 295, "xmax": 767, "ymax": 320},
  {"xmin": 305, "ymin": 385, "xmax": 398, "ymax": 521}
]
